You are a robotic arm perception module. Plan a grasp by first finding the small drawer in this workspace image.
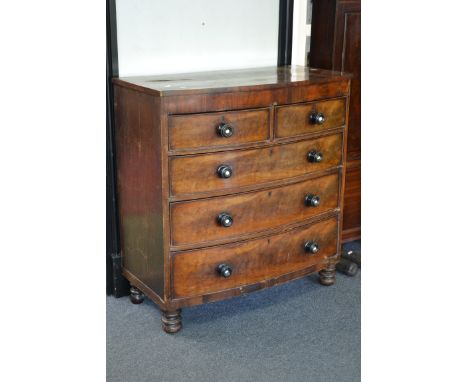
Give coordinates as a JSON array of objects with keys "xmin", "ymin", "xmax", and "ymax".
[
  {"xmin": 169, "ymin": 108, "xmax": 269, "ymax": 151},
  {"xmin": 172, "ymin": 217, "xmax": 338, "ymax": 298},
  {"xmin": 170, "ymin": 173, "xmax": 339, "ymax": 248},
  {"xmin": 276, "ymin": 98, "xmax": 346, "ymax": 139},
  {"xmin": 170, "ymin": 133, "xmax": 343, "ymax": 197}
]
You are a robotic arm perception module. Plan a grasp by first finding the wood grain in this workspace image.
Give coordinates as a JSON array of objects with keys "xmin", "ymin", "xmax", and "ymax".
[
  {"xmin": 276, "ymin": 98, "xmax": 346, "ymax": 139},
  {"xmin": 113, "ymin": 66, "xmax": 350, "ymax": 318},
  {"xmin": 169, "ymin": 108, "xmax": 270, "ymax": 151},
  {"xmin": 113, "ymin": 66, "xmax": 351, "ymax": 97},
  {"xmin": 172, "ymin": 217, "xmax": 338, "ymax": 298},
  {"xmin": 114, "ymin": 87, "xmax": 165, "ymax": 297},
  {"xmin": 171, "ymin": 173, "xmax": 339, "ymax": 247},
  {"xmin": 342, "ymin": 159, "xmax": 360, "ymax": 241},
  {"xmin": 333, "ymin": 2, "xmax": 361, "ymax": 159},
  {"xmin": 170, "ymin": 133, "xmax": 343, "ymax": 197},
  {"xmin": 309, "ymin": 0, "xmax": 361, "ymax": 241},
  {"xmin": 161, "ymin": 81, "xmax": 349, "ymax": 115}
]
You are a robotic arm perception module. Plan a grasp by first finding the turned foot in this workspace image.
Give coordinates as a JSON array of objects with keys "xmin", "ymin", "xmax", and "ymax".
[
  {"xmin": 319, "ymin": 264, "xmax": 336, "ymax": 286},
  {"xmin": 129, "ymin": 286, "xmax": 145, "ymax": 304},
  {"xmin": 161, "ymin": 309, "xmax": 182, "ymax": 334}
]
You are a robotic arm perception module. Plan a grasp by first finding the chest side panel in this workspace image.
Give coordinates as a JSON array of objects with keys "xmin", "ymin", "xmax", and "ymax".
[{"xmin": 114, "ymin": 86, "xmax": 165, "ymax": 298}]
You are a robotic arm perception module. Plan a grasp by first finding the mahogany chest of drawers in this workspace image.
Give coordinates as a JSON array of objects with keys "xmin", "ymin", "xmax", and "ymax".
[{"xmin": 113, "ymin": 66, "xmax": 351, "ymax": 333}]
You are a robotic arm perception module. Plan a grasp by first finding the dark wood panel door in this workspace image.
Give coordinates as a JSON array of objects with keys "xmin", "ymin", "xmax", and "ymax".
[{"xmin": 333, "ymin": 1, "xmax": 361, "ymax": 160}]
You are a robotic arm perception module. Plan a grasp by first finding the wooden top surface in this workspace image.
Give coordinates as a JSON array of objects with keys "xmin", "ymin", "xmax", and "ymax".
[{"xmin": 113, "ymin": 66, "xmax": 351, "ymax": 96}]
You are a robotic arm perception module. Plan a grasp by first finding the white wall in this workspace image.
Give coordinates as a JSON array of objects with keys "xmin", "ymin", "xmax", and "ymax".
[
  {"xmin": 115, "ymin": 0, "xmax": 280, "ymax": 77},
  {"xmin": 291, "ymin": 0, "xmax": 311, "ymax": 67}
]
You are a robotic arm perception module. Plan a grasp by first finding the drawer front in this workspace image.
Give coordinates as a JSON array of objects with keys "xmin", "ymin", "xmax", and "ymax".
[
  {"xmin": 276, "ymin": 98, "xmax": 346, "ymax": 139},
  {"xmin": 172, "ymin": 217, "xmax": 338, "ymax": 298},
  {"xmin": 171, "ymin": 173, "xmax": 339, "ymax": 247},
  {"xmin": 169, "ymin": 108, "xmax": 269, "ymax": 151},
  {"xmin": 170, "ymin": 133, "xmax": 343, "ymax": 196}
]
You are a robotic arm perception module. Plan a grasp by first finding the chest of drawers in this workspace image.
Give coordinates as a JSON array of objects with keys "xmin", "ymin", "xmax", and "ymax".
[{"xmin": 113, "ymin": 66, "xmax": 351, "ymax": 333}]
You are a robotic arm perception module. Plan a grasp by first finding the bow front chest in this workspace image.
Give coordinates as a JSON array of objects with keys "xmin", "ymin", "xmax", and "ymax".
[{"xmin": 113, "ymin": 66, "xmax": 351, "ymax": 333}]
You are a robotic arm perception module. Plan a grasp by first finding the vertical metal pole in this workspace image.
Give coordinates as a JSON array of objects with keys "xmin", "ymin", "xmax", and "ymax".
[
  {"xmin": 278, "ymin": 0, "xmax": 294, "ymax": 66},
  {"xmin": 107, "ymin": 0, "xmax": 129, "ymax": 296}
]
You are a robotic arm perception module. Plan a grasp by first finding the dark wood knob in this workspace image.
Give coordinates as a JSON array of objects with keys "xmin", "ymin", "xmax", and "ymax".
[
  {"xmin": 217, "ymin": 123, "xmax": 234, "ymax": 137},
  {"xmin": 305, "ymin": 194, "xmax": 320, "ymax": 207},
  {"xmin": 217, "ymin": 263, "xmax": 233, "ymax": 278},
  {"xmin": 217, "ymin": 165, "xmax": 233, "ymax": 179},
  {"xmin": 309, "ymin": 112, "xmax": 326, "ymax": 125},
  {"xmin": 304, "ymin": 241, "xmax": 319, "ymax": 254},
  {"xmin": 217, "ymin": 212, "xmax": 233, "ymax": 227},
  {"xmin": 307, "ymin": 151, "xmax": 323, "ymax": 163}
]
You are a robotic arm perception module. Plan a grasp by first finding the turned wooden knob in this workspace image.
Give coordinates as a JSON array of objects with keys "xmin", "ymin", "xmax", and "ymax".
[
  {"xmin": 217, "ymin": 212, "xmax": 233, "ymax": 227},
  {"xmin": 309, "ymin": 112, "xmax": 326, "ymax": 125},
  {"xmin": 217, "ymin": 263, "xmax": 233, "ymax": 277},
  {"xmin": 217, "ymin": 165, "xmax": 233, "ymax": 179},
  {"xmin": 305, "ymin": 194, "xmax": 320, "ymax": 207},
  {"xmin": 304, "ymin": 241, "xmax": 320, "ymax": 254},
  {"xmin": 217, "ymin": 122, "xmax": 234, "ymax": 137},
  {"xmin": 307, "ymin": 151, "xmax": 323, "ymax": 163}
]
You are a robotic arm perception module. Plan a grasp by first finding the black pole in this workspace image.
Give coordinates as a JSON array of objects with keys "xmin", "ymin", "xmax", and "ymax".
[
  {"xmin": 277, "ymin": 0, "xmax": 294, "ymax": 66},
  {"xmin": 107, "ymin": 0, "xmax": 129, "ymax": 296}
]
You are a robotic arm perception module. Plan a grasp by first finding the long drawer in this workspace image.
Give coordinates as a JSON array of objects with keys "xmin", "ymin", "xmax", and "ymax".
[
  {"xmin": 169, "ymin": 108, "xmax": 270, "ymax": 151},
  {"xmin": 172, "ymin": 216, "xmax": 338, "ymax": 298},
  {"xmin": 170, "ymin": 133, "xmax": 343, "ymax": 197},
  {"xmin": 170, "ymin": 173, "xmax": 339, "ymax": 248}
]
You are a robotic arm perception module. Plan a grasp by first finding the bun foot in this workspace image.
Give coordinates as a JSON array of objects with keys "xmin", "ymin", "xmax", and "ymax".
[
  {"xmin": 129, "ymin": 286, "xmax": 145, "ymax": 304},
  {"xmin": 319, "ymin": 264, "xmax": 336, "ymax": 286},
  {"xmin": 161, "ymin": 309, "xmax": 182, "ymax": 334}
]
